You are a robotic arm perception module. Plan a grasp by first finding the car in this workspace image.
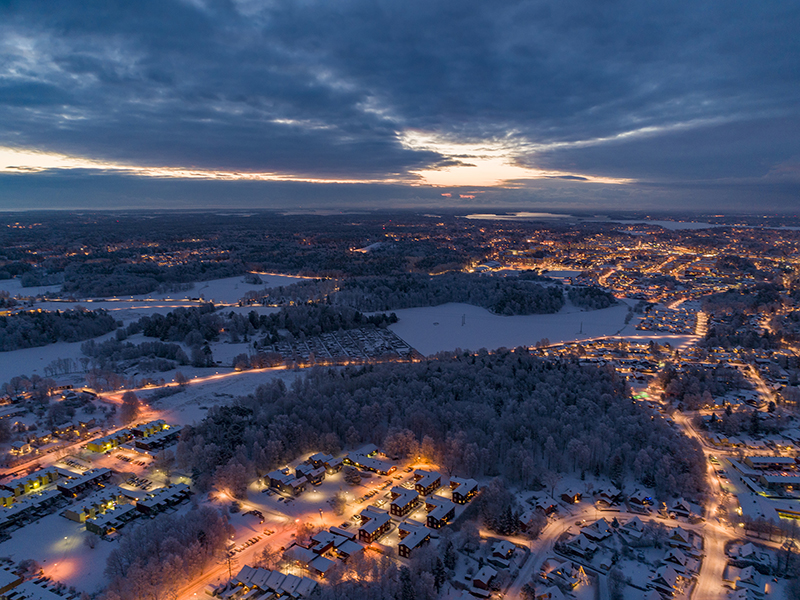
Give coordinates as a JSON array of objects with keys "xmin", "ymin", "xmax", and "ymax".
[
  {"xmin": 575, "ymin": 519, "xmax": 585, "ymax": 526},
  {"xmin": 340, "ymin": 522, "xmax": 350, "ymax": 528}
]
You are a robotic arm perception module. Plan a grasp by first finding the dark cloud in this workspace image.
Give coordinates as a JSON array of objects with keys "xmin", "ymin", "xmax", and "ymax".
[{"xmin": 0, "ymin": 0, "xmax": 798, "ymax": 208}]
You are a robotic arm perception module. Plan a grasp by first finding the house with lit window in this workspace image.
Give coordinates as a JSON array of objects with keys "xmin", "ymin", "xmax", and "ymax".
[
  {"xmin": 389, "ymin": 486, "xmax": 420, "ymax": 517},
  {"xmin": 425, "ymin": 496, "xmax": 456, "ymax": 529},
  {"xmin": 1, "ymin": 467, "xmax": 61, "ymax": 498},
  {"xmin": 398, "ymin": 521, "xmax": 430, "ymax": 558},
  {"xmin": 413, "ymin": 470, "xmax": 441, "ymax": 496},
  {"xmin": 267, "ymin": 468, "xmax": 307, "ymax": 496},
  {"xmin": 449, "ymin": 476, "xmax": 479, "ymax": 504},
  {"xmin": 357, "ymin": 507, "xmax": 391, "ymax": 543},
  {"xmin": 296, "ymin": 465, "xmax": 326, "ymax": 486},
  {"xmin": 86, "ymin": 429, "xmax": 133, "ymax": 453},
  {"xmin": 343, "ymin": 447, "xmax": 396, "ymax": 475},
  {"xmin": 56, "ymin": 468, "xmax": 112, "ymax": 497}
]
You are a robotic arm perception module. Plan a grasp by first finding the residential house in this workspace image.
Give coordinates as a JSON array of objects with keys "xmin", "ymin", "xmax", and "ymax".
[
  {"xmin": 413, "ymin": 470, "xmax": 441, "ymax": 496},
  {"xmin": 620, "ymin": 516, "xmax": 645, "ymax": 541},
  {"xmin": 2, "ymin": 467, "xmax": 60, "ymax": 498},
  {"xmin": 472, "ymin": 566, "xmax": 497, "ymax": 591},
  {"xmin": 450, "ymin": 476, "xmax": 479, "ymax": 504},
  {"xmin": 397, "ymin": 522, "xmax": 430, "ymax": 558},
  {"xmin": 135, "ymin": 483, "xmax": 191, "ymax": 515},
  {"xmin": 85, "ymin": 429, "xmax": 133, "ymax": 453},
  {"xmin": 561, "ymin": 488, "xmax": 582, "ymax": 504},
  {"xmin": 534, "ymin": 587, "xmax": 566, "ymax": 600},
  {"xmin": 296, "ymin": 464, "xmax": 326, "ymax": 486},
  {"xmin": 389, "ymin": 486, "xmax": 420, "ymax": 517},
  {"xmin": 650, "ymin": 565, "xmax": 681, "ymax": 596},
  {"xmin": 565, "ymin": 533, "xmax": 597, "ymax": 560},
  {"xmin": 357, "ymin": 507, "xmax": 391, "ymax": 543},
  {"xmin": 56, "ymin": 468, "xmax": 112, "ymax": 497},
  {"xmin": 581, "ymin": 518, "xmax": 612, "ymax": 542},
  {"xmin": 425, "ymin": 496, "xmax": 456, "ymax": 529},
  {"xmin": 267, "ymin": 468, "xmax": 307, "ymax": 496}
]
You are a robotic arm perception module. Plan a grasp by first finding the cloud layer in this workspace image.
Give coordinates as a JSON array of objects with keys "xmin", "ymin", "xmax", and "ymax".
[{"xmin": 1, "ymin": 0, "xmax": 798, "ymax": 209}]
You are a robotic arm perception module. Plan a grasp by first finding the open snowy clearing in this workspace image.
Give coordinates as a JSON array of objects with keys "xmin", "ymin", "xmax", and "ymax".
[
  {"xmin": 0, "ymin": 278, "xmax": 61, "ymax": 297},
  {"xmin": 388, "ymin": 301, "xmax": 636, "ymax": 356},
  {"xmin": 0, "ymin": 272, "xmax": 314, "ymax": 304},
  {"xmin": 0, "ymin": 508, "xmax": 118, "ymax": 594}
]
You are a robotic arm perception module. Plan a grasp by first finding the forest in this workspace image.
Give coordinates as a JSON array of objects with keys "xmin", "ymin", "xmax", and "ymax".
[
  {"xmin": 567, "ymin": 286, "xmax": 617, "ymax": 310},
  {"xmin": 176, "ymin": 350, "xmax": 706, "ymax": 504},
  {"xmin": 81, "ymin": 338, "xmax": 190, "ymax": 371},
  {"xmin": 658, "ymin": 363, "xmax": 752, "ymax": 409},
  {"xmin": 103, "ymin": 506, "xmax": 233, "ymax": 600},
  {"xmin": 0, "ymin": 308, "xmax": 118, "ymax": 352},
  {"xmin": 252, "ymin": 273, "xmax": 568, "ymax": 315}
]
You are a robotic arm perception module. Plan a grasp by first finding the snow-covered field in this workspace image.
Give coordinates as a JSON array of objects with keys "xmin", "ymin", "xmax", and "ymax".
[
  {"xmin": 0, "ymin": 509, "xmax": 118, "ymax": 594},
  {"xmin": 388, "ymin": 301, "xmax": 633, "ymax": 356},
  {"xmin": 0, "ymin": 278, "xmax": 61, "ymax": 297},
  {"xmin": 0, "ymin": 272, "xmax": 314, "ymax": 304}
]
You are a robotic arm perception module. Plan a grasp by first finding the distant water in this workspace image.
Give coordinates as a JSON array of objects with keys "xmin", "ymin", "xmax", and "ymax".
[
  {"xmin": 464, "ymin": 212, "xmax": 573, "ymax": 220},
  {"xmin": 611, "ymin": 219, "xmax": 721, "ymax": 230},
  {"xmin": 613, "ymin": 220, "xmax": 800, "ymax": 231}
]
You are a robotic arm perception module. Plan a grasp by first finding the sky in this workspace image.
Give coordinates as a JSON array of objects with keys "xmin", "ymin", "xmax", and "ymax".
[{"xmin": 0, "ymin": 0, "xmax": 798, "ymax": 212}]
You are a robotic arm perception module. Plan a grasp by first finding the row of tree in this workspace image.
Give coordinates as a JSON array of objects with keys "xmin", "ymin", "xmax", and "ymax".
[
  {"xmin": 567, "ymin": 286, "xmax": 617, "ymax": 310},
  {"xmin": 0, "ymin": 308, "xmax": 118, "ymax": 351}
]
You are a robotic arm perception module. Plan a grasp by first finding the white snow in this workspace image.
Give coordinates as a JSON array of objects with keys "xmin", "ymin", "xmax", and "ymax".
[
  {"xmin": 388, "ymin": 302, "xmax": 633, "ymax": 356},
  {"xmin": 0, "ymin": 509, "xmax": 118, "ymax": 594},
  {"xmin": 0, "ymin": 278, "xmax": 61, "ymax": 297}
]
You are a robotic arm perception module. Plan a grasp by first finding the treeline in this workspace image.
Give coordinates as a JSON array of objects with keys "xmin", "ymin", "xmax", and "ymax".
[
  {"xmin": 568, "ymin": 286, "xmax": 617, "ymax": 310},
  {"xmin": 0, "ymin": 308, "xmax": 118, "ymax": 352},
  {"xmin": 245, "ymin": 274, "xmax": 567, "ymax": 315},
  {"xmin": 81, "ymin": 338, "xmax": 190, "ymax": 372},
  {"xmin": 257, "ymin": 305, "xmax": 397, "ymax": 342},
  {"xmin": 61, "ymin": 261, "xmax": 245, "ymax": 298},
  {"xmin": 658, "ymin": 364, "xmax": 751, "ymax": 410},
  {"xmin": 702, "ymin": 284, "xmax": 784, "ymax": 315},
  {"xmin": 176, "ymin": 350, "xmax": 705, "ymax": 502},
  {"xmin": 124, "ymin": 303, "xmax": 221, "ymax": 343},
  {"xmin": 329, "ymin": 273, "xmax": 565, "ymax": 314},
  {"xmin": 701, "ymin": 316, "xmax": 781, "ymax": 349},
  {"xmin": 103, "ymin": 507, "xmax": 233, "ymax": 600},
  {"xmin": 124, "ymin": 303, "xmax": 396, "ymax": 347}
]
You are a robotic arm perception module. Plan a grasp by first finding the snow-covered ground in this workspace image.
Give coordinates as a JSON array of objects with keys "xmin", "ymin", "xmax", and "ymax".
[
  {"xmin": 0, "ymin": 272, "xmax": 314, "ymax": 304},
  {"xmin": 155, "ymin": 367, "xmax": 300, "ymax": 427},
  {"xmin": 388, "ymin": 301, "xmax": 633, "ymax": 356},
  {"xmin": 0, "ymin": 278, "xmax": 61, "ymax": 297},
  {"xmin": 0, "ymin": 509, "xmax": 118, "ymax": 594}
]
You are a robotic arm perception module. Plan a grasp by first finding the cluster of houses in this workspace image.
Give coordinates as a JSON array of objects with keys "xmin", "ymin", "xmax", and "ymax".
[
  {"xmin": 357, "ymin": 470, "xmax": 478, "ymax": 558},
  {"xmin": 85, "ymin": 420, "xmax": 181, "ymax": 454},
  {"xmin": 79, "ymin": 482, "xmax": 191, "ymax": 535},
  {"xmin": 637, "ymin": 306, "xmax": 699, "ymax": 335},
  {"xmin": 257, "ymin": 327, "xmax": 416, "ymax": 366},
  {"xmin": 0, "ymin": 466, "xmax": 112, "ymax": 531},
  {"xmin": 554, "ymin": 517, "xmax": 702, "ymax": 598},
  {"xmin": 7, "ymin": 417, "xmax": 99, "ymax": 459},
  {"xmin": 210, "ymin": 564, "xmax": 318, "ymax": 600},
  {"xmin": 266, "ymin": 453, "xmax": 343, "ymax": 497},
  {"xmin": 721, "ymin": 541, "xmax": 774, "ymax": 598},
  {"xmin": 284, "ymin": 526, "xmax": 369, "ymax": 577},
  {"xmin": 0, "ymin": 460, "xmax": 191, "ymax": 535},
  {"xmin": 342, "ymin": 444, "xmax": 396, "ymax": 476},
  {"xmin": 452, "ymin": 540, "xmax": 526, "ymax": 598}
]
